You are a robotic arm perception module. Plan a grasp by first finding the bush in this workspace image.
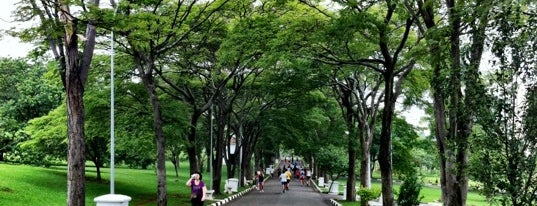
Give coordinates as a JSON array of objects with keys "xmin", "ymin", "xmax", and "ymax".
[
  {"xmin": 357, "ymin": 187, "xmax": 381, "ymax": 206},
  {"xmin": 397, "ymin": 174, "xmax": 424, "ymax": 206}
]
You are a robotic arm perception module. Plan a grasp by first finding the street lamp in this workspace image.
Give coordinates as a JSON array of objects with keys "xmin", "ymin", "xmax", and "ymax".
[{"xmin": 94, "ymin": 1, "xmax": 132, "ymax": 205}]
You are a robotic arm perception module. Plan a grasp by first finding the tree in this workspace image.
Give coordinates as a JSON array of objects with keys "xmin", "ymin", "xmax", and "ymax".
[
  {"xmin": 316, "ymin": 144, "xmax": 348, "ymax": 189},
  {"xmin": 0, "ymin": 57, "xmax": 62, "ymax": 162},
  {"xmin": 14, "ymin": 0, "xmax": 101, "ymax": 204},
  {"xmin": 397, "ymin": 173, "xmax": 423, "ymax": 206},
  {"xmin": 414, "ymin": 0, "xmax": 493, "ymax": 204},
  {"xmin": 469, "ymin": 2, "xmax": 537, "ymax": 205},
  {"xmin": 22, "ymin": 105, "xmax": 67, "ymax": 165},
  {"xmin": 370, "ymin": 115, "xmax": 421, "ymax": 178},
  {"xmin": 108, "ymin": 0, "xmax": 230, "ymax": 203},
  {"xmin": 22, "ymin": 54, "xmax": 146, "ymax": 180},
  {"xmin": 303, "ymin": 1, "xmax": 418, "ymax": 203}
]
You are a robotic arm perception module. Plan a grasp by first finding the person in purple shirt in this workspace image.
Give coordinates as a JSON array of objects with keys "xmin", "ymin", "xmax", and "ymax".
[{"xmin": 186, "ymin": 172, "xmax": 207, "ymax": 206}]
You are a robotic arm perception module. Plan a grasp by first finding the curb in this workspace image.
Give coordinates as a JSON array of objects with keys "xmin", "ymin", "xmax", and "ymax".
[
  {"xmin": 208, "ymin": 185, "xmax": 255, "ymax": 206},
  {"xmin": 208, "ymin": 177, "xmax": 270, "ymax": 206},
  {"xmin": 311, "ymin": 179, "xmax": 341, "ymax": 206},
  {"xmin": 311, "ymin": 179, "xmax": 323, "ymax": 193},
  {"xmin": 329, "ymin": 198, "xmax": 342, "ymax": 206}
]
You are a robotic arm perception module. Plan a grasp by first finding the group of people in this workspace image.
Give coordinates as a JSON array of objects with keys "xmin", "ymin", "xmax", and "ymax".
[
  {"xmin": 254, "ymin": 170, "xmax": 265, "ymax": 192},
  {"xmin": 185, "ymin": 159, "xmax": 312, "ymax": 205},
  {"xmin": 186, "ymin": 169, "xmax": 268, "ymax": 206},
  {"xmin": 277, "ymin": 160, "xmax": 312, "ymax": 193}
]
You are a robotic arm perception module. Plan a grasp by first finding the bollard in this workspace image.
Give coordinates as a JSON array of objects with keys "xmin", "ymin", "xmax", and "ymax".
[{"xmin": 94, "ymin": 194, "xmax": 131, "ymax": 206}]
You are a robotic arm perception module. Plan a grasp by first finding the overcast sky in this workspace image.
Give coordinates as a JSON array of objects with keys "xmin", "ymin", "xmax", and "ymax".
[{"xmin": 0, "ymin": 0, "xmax": 34, "ymax": 58}]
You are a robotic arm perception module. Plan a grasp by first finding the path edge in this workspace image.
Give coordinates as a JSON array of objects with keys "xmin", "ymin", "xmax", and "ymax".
[
  {"xmin": 311, "ymin": 178, "xmax": 342, "ymax": 206},
  {"xmin": 207, "ymin": 181, "xmax": 258, "ymax": 206}
]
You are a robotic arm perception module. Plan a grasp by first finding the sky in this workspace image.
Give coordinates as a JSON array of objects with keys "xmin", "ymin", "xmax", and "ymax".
[{"xmin": 0, "ymin": 0, "xmax": 35, "ymax": 58}]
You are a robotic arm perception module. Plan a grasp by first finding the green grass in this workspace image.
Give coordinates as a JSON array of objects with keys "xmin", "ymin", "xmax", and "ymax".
[
  {"xmin": 0, "ymin": 162, "xmax": 490, "ymax": 206},
  {"xmin": 330, "ymin": 179, "xmax": 488, "ymax": 206},
  {"xmin": 0, "ymin": 162, "xmax": 245, "ymax": 206}
]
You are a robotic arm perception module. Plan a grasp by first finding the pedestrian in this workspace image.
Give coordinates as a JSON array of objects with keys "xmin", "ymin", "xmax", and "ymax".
[
  {"xmin": 254, "ymin": 171, "xmax": 259, "ymax": 190},
  {"xmin": 285, "ymin": 169, "xmax": 292, "ymax": 191},
  {"xmin": 186, "ymin": 172, "xmax": 207, "ymax": 206},
  {"xmin": 300, "ymin": 169, "xmax": 305, "ymax": 186},
  {"xmin": 305, "ymin": 168, "xmax": 312, "ymax": 186},
  {"xmin": 279, "ymin": 170, "xmax": 288, "ymax": 193},
  {"xmin": 258, "ymin": 170, "xmax": 265, "ymax": 192}
]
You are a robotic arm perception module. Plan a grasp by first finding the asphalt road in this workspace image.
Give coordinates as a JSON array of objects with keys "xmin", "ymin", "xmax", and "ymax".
[{"xmin": 225, "ymin": 177, "xmax": 337, "ymax": 206}]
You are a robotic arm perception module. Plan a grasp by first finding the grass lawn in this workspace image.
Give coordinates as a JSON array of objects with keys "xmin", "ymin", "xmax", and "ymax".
[
  {"xmin": 0, "ymin": 162, "xmax": 245, "ymax": 206},
  {"xmin": 329, "ymin": 179, "xmax": 488, "ymax": 206}
]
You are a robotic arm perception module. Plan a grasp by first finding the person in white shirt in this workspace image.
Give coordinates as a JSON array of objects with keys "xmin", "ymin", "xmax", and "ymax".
[
  {"xmin": 305, "ymin": 169, "xmax": 312, "ymax": 187},
  {"xmin": 279, "ymin": 172, "xmax": 288, "ymax": 193}
]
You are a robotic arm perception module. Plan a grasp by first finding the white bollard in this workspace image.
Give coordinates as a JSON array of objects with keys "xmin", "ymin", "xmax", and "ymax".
[
  {"xmin": 329, "ymin": 181, "xmax": 339, "ymax": 195},
  {"xmin": 318, "ymin": 177, "xmax": 325, "ymax": 187},
  {"xmin": 94, "ymin": 194, "xmax": 131, "ymax": 206},
  {"xmin": 205, "ymin": 190, "xmax": 215, "ymax": 200},
  {"xmin": 228, "ymin": 178, "xmax": 239, "ymax": 192}
]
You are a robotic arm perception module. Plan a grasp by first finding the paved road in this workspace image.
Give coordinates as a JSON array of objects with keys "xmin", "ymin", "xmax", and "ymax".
[{"xmin": 226, "ymin": 177, "xmax": 336, "ymax": 206}]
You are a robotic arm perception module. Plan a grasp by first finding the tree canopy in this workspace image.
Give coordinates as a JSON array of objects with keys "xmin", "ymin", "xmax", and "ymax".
[{"xmin": 3, "ymin": 0, "xmax": 536, "ymax": 205}]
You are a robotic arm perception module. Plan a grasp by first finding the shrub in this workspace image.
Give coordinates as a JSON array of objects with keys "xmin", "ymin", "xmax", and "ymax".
[
  {"xmin": 357, "ymin": 187, "xmax": 381, "ymax": 206},
  {"xmin": 397, "ymin": 173, "xmax": 424, "ymax": 206}
]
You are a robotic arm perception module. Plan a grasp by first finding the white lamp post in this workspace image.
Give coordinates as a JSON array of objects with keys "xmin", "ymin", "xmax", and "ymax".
[{"xmin": 95, "ymin": 1, "xmax": 131, "ymax": 205}]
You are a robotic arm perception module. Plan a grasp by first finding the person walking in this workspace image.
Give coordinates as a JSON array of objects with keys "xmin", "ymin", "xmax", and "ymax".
[
  {"xmin": 285, "ymin": 169, "xmax": 292, "ymax": 191},
  {"xmin": 305, "ymin": 168, "xmax": 312, "ymax": 187},
  {"xmin": 258, "ymin": 170, "xmax": 265, "ymax": 192},
  {"xmin": 299, "ymin": 169, "xmax": 305, "ymax": 186},
  {"xmin": 186, "ymin": 172, "xmax": 207, "ymax": 206},
  {"xmin": 279, "ymin": 170, "xmax": 288, "ymax": 193}
]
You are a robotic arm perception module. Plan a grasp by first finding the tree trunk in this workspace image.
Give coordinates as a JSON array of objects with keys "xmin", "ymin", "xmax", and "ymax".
[
  {"xmin": 96, "ymin": 164, "xmax": 102, "ymax": 182},
  {"xmin": 360, "ymin": 148, "xmax": 371, "ymax": 188},
  {"xmin": 61, "ymin": 0, "xmax": 99, "ymax": 204},
  {"xmin": 32, "ymin": 0, "xmax": 98, "ymax": 205},
  {"xmin": 432, "ymin": 87, "xmax": 449, "ymax": 201},
  {"xmin": 172, "ymin": 152, "xmax": 179, "ymax": 178},
  {"xmin": 212, "ymin": 107, "xmax": 226, "ymax": 195},
  {"xmin": 444, "ymin": 1, "xmax": 468, "ymax": 205},
  {"xmin": 378, "ymin": 70, "xmax": 396, "ymax": 206},
  {"xmin": 141, "ymin": 72, "xmax": 167, "ymax": 206},
  {"xmin": 187, "ymin": 111, "xmax": 202, "ymax": 174},
  {"xmin": 198, "ymin": 152, "xmax": 204, "ymax": 173},
  {"xmin": 359, "ymin": 119, "xmax": 375, "ymax": 190},
  {"xmin": 418, "ymin": 0, "xmax": 449, "ymax": 202},
  {"xmin": 346, "ymin": 145, "xmax": 357, "ymax": 201},
  {"xmin": 241, "ymin": 148, "xmax": 253, "ymax": 186},
  {"xmin": 206, "ymin": 143, "xmax": 211, "ymax": 173},
  {"xmin": 66, "ymin": 71, "xmax": 87, "ymax": 206}
]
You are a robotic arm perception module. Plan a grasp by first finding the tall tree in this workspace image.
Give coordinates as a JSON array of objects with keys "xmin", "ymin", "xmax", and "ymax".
[
  {"xmin": 470, "ymin": 2, "xmax": 537, "ymax": 205},
  {"xmin": 303, "ymin": 1, "xmax": 418, "ymax": 203},
  {"xmin": 16, "ymin": 0, "xmax": 101, "ymax": 205},
  {"xmin": 110, "ymin": 0, "xmax": 229, "ymax": 203},
  {"xmin": 414, "ymin": 0, "xmax": 493, "ymax": 204}
]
